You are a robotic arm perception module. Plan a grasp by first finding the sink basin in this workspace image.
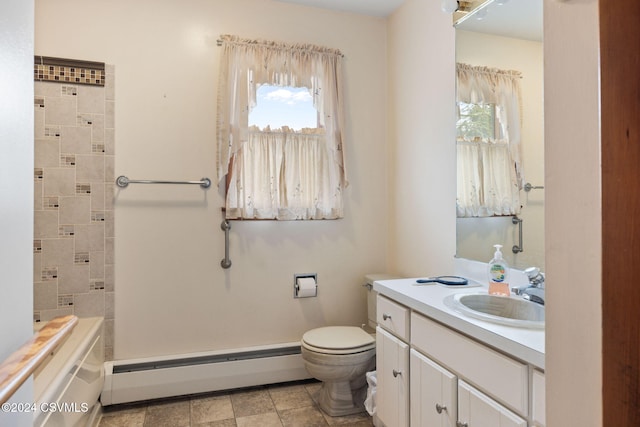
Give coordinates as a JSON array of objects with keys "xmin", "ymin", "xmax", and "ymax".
[{"xmin": 444, "ymin": 293, "xmax": 545, "ymax": 329}]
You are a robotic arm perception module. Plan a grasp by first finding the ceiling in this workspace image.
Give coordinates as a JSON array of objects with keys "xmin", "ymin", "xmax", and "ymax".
[
  {"xmin": 274, "ymin": 0, "xmax": 542, "ymax": 42},
  {"xmin": 273, "ymin": 0, "xmax": 406, "ymax": 17}
]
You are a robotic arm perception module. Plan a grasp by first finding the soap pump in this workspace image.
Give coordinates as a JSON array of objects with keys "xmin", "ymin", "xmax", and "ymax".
[{"xmin": 488, "ymin": 244, "xmax": 510, "ymax": 296}]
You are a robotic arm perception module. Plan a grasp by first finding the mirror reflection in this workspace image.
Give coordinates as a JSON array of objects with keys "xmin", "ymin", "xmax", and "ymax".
[{"xmin": 454, "ymin": 0, "xmax": 544, "ymax": 270}]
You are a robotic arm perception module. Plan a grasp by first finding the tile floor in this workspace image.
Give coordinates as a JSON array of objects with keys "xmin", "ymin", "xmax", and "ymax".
[{"xmin": 98, "ymin": 380, "xmax": 375, "ymax": 427}]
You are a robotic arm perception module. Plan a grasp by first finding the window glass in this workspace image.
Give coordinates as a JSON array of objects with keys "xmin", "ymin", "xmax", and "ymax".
[
  {"xmin": 456, "ymin": 102, "xmax": 497, "ymax": 140},
  {"xmin": 250, "ymin": 85, "xmax": 317, "ymax": 131}
]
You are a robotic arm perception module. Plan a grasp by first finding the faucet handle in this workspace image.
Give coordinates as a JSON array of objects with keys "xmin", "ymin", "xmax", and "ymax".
[
  {"xmin": 524, "ymin": 267, "xmax": 540, "ymax": 278},
  {"xmin": 524, "ymin": 267, "xmax": 544, "ymax": 287}
]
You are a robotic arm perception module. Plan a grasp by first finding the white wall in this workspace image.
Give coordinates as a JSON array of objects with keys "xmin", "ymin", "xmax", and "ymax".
[
  {"xmin": 455, "ymin": 31, "xmax": 545, "ymax": 270},
  {"xmin": 0, "ymin": 1, "xmax": 34, "ymax": 425},
  {"xmin": 387, "ymin": 0, "xmax": 457, "ymax": 276},
  {"xmin": 35, "ymin": 0, "xmax": 389, "ymax": 359},
  {"xmin": 544, "ymin": 0, "xmax": 602, "ymax": 424}
]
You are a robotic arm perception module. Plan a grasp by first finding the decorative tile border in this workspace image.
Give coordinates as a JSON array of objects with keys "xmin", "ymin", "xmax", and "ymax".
[{"xmin": 34, "ymin": 56, "xmax": 105, "ymax": 86}]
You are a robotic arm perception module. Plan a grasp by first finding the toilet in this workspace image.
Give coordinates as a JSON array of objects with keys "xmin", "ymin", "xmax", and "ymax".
[{"xmin": 301, "ymin": 274, "xmax": 399, "ymax": 417}]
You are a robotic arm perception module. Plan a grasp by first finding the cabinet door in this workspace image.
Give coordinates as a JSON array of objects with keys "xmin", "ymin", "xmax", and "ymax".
[
  {"xmin": 410, "ymin": 349, "xmax": 457, "ymax": 427},
  {"xmin": 376, "ymin": 326, "xmax": 409, "ymax": 427},
  {"xmin": 532, "ymin": 370, "xmax": 545, "ymax": 426},
  {"xmin": 458, "ymin": 380, "xmax": 526, "ymax": 427}
]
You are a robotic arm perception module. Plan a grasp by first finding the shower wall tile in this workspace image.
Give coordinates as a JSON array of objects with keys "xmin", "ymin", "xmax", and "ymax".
[
  {"xmin": 76, "ymin": 154, "xmax": 105, "ymax": 182},
  {"xmin": 44, "ymin": 96, "xmax": 77, "ymax": 126},
  {"xmin": 34, "ymin": 282, "xmax": 58, "ymax": 310},
  {"xmin": 60, "ymin": 126, "xmax": 92, "ymax": 154},
  {"xmin": 59, "ymin": 196, "xmax": 91, "ymax": 224},
  {"xmin": 34, "ymin": 211, "xmax": 59, "ymax": 238},
  {"xmin": 33, "ymin": 59, "xmax": 115, "ymax": 360},
  {"xmin": 73, "ymin": 292, "xmax": 105, "ymax": 318},
  {"xmin": 35, "ymin": 139, "xmax": 61, "ymax": 168},
  {"xmin": 78, "ymin": 85, "xmax": 105, "ymax": 114},
  {"xmin": 43, "ymin": 168, "xmax": 76, "ymax": 196},
  {"xmin": 91, "ymin": 183, "xmax": 105, "ymax": 210},
  {"xmin": 57, "ymin": 264, "xmax": 90, "ymax": 294}
]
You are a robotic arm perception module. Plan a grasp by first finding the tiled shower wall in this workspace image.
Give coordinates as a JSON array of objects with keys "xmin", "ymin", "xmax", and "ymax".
[{"xmin": 33, "ymin": 58, "xmax": 115, "ymax": 360}]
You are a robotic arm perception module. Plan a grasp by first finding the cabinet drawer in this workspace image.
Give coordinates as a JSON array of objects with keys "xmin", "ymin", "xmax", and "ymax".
[
  {"xmin": 377, "ymin": 295, "xmax": 410, "ymax": 341},
  {"xmin": 411, "ymin": 312, "xmax": 528, "ymax": 415}
]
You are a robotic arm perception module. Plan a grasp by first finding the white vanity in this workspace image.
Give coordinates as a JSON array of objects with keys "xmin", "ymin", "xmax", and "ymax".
[{"xmin": 373, "ymin": 269, "xmax": 544, "ymax": 427}]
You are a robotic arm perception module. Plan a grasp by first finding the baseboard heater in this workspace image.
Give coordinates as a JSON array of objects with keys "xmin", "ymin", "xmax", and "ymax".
[{"xmin": 101, "ymin": 342, "xmax": 311, "ymax": 405}]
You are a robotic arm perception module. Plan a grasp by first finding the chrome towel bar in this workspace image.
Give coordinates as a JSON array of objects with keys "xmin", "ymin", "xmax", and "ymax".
[{"xmin": 116, "ymin": 175, "xmax": 211, "ymax": 189}]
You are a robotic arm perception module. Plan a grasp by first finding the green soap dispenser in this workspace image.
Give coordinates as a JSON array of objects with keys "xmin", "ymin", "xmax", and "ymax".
[{"xmin": 488, "ymin": 244, "xmax": 510, "ymax": 296}]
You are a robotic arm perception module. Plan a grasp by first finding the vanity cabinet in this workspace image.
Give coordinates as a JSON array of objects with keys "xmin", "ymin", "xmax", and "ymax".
[{"xmin": 375, "ymin": 292, "xmax": 543, "ymax": 427}]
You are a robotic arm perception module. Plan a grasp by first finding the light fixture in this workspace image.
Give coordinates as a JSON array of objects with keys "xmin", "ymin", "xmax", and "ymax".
[
  {"xmin": 494, "ymin": 0, "xmax": 509, "ymax": 4},
  {"xmin": 441, "ymin": 0, "xmax": 459, "ymax": 13}
]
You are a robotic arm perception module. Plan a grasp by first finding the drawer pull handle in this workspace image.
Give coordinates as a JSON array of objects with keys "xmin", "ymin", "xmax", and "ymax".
[
  {"xmin": 435, "ymin": 403, "xmax": 447, "ymax": 414},
  {"xmin": 392, "ymin": 369, "xmax": 401, "ymax": 378},
  {"xmin": 456, "ymin": 422, "xmax": 468, "ymax": 427},
  {"xmin": 383, "ymin": 313, "xmax": 392, "ymax": 321}
]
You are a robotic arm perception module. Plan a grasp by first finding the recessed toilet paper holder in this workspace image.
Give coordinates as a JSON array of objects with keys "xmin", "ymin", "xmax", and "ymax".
[{"xmin": 294, "ymin": 274, "xmax": 318, "ymax": 298}]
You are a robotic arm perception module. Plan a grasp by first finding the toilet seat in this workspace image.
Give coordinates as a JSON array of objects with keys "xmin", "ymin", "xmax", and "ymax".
[{"xmin": 302, "ymin": 326, "xmax": 375, "ymax": 355}]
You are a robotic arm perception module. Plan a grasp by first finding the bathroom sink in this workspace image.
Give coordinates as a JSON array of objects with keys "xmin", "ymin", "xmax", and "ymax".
[{"xmin": 444, "ymin": 293, "xmax": 545, "ymax": 329}]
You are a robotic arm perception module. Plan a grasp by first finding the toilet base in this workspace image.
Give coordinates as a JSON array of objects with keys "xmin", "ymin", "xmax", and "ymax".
[{"xmin": 316, "ymin": 377, "xmax": 369, "ymax": 416}]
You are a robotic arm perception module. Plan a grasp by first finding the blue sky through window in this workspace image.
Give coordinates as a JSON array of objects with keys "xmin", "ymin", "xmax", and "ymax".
[{"xmin": 249, "ymin": 85, "xmax": 317, "ymax": 130}]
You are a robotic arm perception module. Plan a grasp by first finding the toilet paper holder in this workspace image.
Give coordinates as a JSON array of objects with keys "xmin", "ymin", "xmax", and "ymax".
[{"xmin": 294, "ymin": 274, "xmax": 318, "ymax": 298}]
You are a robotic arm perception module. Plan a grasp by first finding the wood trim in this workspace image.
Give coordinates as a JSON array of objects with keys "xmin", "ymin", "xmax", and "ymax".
[
  {"xmin": 600, "ymin": 0, "xmax": 640, "ymax": 423},
  {"xmin": 0, "ymin": 315, "xmax": 78, "ymax": 405}
]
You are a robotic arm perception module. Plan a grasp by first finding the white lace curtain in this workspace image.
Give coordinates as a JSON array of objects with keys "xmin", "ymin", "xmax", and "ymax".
[
  {"xmin": 456, "ymin": 63, "xmax": 524, "ymax": 217},
  {"xmin": 216, "ymin": 35, "xmax": 346, "ymax": 219}
]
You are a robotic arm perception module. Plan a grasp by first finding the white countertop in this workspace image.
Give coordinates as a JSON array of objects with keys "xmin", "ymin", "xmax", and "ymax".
[{"xmin": 373, "ymin": 277, "xmax": 545, "ymax": 369}]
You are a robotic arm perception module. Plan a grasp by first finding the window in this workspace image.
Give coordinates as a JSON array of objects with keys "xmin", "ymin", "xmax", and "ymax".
[
  {"xmin": 216, "ymin": 35, "xmax": 346, "ymax": 220},
  {"xmin": 250, "ymin": 85, "xmax": 316, "ymax": 131},
  {"xmin": 456, "ymin": 63, "xmax": 524, "ymax": 218},
  {"xmin": 456, "ymin": 102, "xmax": 498, "ymax": 141}
]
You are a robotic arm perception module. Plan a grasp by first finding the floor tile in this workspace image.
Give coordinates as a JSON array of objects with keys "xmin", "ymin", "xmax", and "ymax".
[
  {"xmin": 191, "ymin": 395, "xmax": 235, "ymax": 424},
  {"xmin": 279, "ymin": 406, "xmax": 328, "ymax": 427},
  {"xmin": 230, "ymin": 388, "xmax": 276, "ymax": 418},
  {"xmin": 144, "ymin": 399, "xmax": 191, "ymax": 427},
  {"xmin": 99, "ymin": 406, "xmax": 146, "ymax": 427},
  {"xmin": 235, "ymin": 412, "xmax": 283, "ymax": 427},
  {"xmin": 268, "ymin": 384, "xmax": 315, "ymax": 411}
]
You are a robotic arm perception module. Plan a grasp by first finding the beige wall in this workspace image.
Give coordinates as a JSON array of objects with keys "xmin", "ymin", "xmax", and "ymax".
[
  {"xmin": 455, "ymin": 31, "xmax": 545, "ymax": 270},
  {"xmin": 544, "ymin": 0, "xmax": 602, "ymax": 424},
  {"xmin": 387, "ymin": 0, "xmax": 457, "ymax": 276},
  {"xmin": 35, "ymin": 0, "xmax": 390, "ymax": 359}
]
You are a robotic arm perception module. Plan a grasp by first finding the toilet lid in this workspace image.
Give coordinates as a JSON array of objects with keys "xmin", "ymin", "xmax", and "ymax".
[{"xmin": 302, "ymin": 326, "xmax": 375, "ymax": 352}]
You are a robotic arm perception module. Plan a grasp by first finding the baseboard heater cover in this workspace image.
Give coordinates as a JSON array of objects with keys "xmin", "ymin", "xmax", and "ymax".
[{"xmin": 101, "ymin": 342, "xmax": 311, "ymax": 405}]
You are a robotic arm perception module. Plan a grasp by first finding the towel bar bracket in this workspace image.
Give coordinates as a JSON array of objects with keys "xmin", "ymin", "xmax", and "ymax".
[
  {"xmin": 220, "ymin": 220, "xmax": 232, "ymax": 269},
  {"xmin": 512, "ymin": 216, "xmax": 524, "ymax": 253}
]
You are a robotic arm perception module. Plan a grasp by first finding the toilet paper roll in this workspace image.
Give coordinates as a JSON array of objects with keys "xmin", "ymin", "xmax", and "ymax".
[{"xmin": 297, "ymin": 277, "xmax": 317, "ymax": 298}]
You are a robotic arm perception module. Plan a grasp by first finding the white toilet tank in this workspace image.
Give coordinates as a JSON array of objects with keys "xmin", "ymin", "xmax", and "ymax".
[{"xmin": 364, "ymin": 274, "xmax": 401, "ymax": 330}]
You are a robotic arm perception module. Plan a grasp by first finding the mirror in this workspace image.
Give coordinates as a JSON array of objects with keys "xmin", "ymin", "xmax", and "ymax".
[{"xmin": 454, "ymin": 0, "xmax": 544, "ymax": 271}]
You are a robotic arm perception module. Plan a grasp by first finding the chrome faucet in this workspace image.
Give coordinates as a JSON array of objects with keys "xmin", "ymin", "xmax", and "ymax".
[{"xmin": 512, "ymin": 267, "xmax": 545, "ymax": 305}]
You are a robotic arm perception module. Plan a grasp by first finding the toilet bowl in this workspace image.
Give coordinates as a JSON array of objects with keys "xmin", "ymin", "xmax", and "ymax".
[{"xmin": 301, "ymin": 326, "xmax": 376, "ymax": 416}]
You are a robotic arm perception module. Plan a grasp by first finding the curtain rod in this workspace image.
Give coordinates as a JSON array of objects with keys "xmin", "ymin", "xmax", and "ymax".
[{"xmin": 216, "ymin": 38, "xmax": 344, "ymax": 58}]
